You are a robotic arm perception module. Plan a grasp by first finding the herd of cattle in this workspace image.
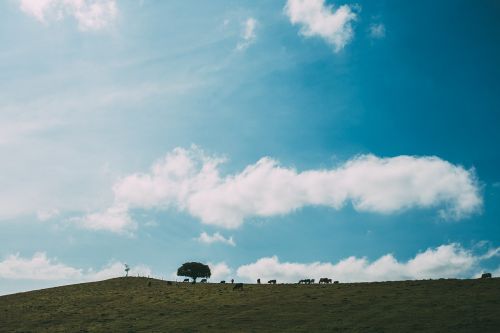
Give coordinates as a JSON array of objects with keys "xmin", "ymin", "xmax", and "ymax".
[
  {"xmin": 175, "ymin": 273, "xmax": 492, "ymax": 290},
  {"xmin": 176, "ymin": 272, "xmax": 493, "ymax": 290},
  {"xmin": 181, "ymin": 277, "xmax": 341, "ymax": 285}
]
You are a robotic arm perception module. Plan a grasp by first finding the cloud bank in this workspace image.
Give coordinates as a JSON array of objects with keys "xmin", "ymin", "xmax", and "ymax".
[
  {"xmin": 236, "ymin": 243, "xmax": 499, "ymax": 283},
  {"xmin": 19, "ymin": 0, "xmax": 118, "ymax": 31},
  {"xmin": 78, "ymin": 147, "xmax": 481, "ymax": 233},
  {"xmin": 284, "ymin": 0, "xmax": 357, "ymax": 52},
  {"xmin": 2, "ymin": 244, "xmax": 497, "ymax": 294},
  {"xmin": 0, "ymin": 252, "xmax": 150, "ymax": 282}
]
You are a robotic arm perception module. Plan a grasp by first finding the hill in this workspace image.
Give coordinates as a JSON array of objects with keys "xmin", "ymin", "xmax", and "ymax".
[{"xmin": 1, "ymin": 277, "xmax": 499, "ymax": 332}]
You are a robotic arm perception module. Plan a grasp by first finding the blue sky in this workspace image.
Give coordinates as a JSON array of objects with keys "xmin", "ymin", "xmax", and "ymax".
[{"xmin": 1, "ymin": 0, "xmax": 499, "ymax": 295}]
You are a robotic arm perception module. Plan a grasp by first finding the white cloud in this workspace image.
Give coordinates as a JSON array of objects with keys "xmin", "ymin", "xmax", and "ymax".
[
  {"xmin": 197, "ymin": 232, "xmax": 236, "ymax": 246},
  {"xmin": 82, "ymin": 147, "xmax": 482, "ymax": 232},
  {"xmin": 236, "ymin": 17, "xmax": 258, "ymax": 51},
  {"xmin": 72, "ymin": 203, "xmax": 136, "ymax": 234},
  {"xmin": 199, "ymin": 232, "xmax": 236, "ymax": 246},
  {"xmin": 208, "ymin": 262, "xmax": 232, "ymax": 281},
  {"xmin": 369, "ymin": 23, "xmax": 386, "ymax": 39},
  {"xmin": 284, "ymin": 0, "xmax": 358, "ymax": 52},
  {"xmin": 0, "ymin": 252, "xmax": 150, "ymax": 282},
  {"xmin": 0, "ymin": 252, "xmax": 81, "ymax": 280},
  {"xmin": 19, "ymin": 0, "xmax": 118, "ymax": 31},
  {"xmin": 236, "ymin": 243, "xmax": 500, "ymax": 283}
]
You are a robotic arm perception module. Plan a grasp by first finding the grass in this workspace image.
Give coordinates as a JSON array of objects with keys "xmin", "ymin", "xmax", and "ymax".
[{"xmin": 1, "ymin": 277, "xmax": 499, "ymax": 332}]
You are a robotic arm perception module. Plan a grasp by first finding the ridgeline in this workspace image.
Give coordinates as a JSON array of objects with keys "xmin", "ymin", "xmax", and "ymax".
[{"xmin": 1, "ymin": 277, "xmax": 499, "ymax": 332}]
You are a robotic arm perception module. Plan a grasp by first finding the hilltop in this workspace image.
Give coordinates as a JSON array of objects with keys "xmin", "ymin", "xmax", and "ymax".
[{"xmin": 1, "ymin": 277, "xmax": 499, "ymax": 332}]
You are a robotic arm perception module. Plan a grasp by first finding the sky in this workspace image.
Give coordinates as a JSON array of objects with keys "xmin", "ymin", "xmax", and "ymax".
[{"xmin": 1, "ymin": 0, "xmax": 499, "ymax": 295}]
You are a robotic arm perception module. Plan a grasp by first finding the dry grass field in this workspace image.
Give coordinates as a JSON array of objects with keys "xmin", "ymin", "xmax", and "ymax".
[{"xmin": 1, "ymin": 277, "xmax": 499, "ymax": 332}]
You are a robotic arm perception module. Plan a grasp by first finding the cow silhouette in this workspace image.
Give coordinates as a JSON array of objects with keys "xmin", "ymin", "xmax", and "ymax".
[
  {"xmin": 220, "ymin": 280, "xmax": 226, "ymax": 284},
  {"xmin": 200, "ymin": 278, "xmax": 207, "ymax": 283},
  {"xmin": 268, "ymin": 279, "xmax": 277, "ymax": 284},
  {"xmin": 319, "ymin": 278, "xmax": 332, "ymax": 284},
  {"xmin": 183, "ymin": 278, "xmax": 189, "ymax": 282},
  {"xmin": 481, "ymin": 273, "xmax": 492, "ymax": 279}
]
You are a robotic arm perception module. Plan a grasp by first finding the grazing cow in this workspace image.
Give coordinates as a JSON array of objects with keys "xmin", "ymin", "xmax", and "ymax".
[
  {"xmin": 268, "ymin": 279, "xmax": 277, "ymax": 284},
  {"xmin": 220, "ymin": 280, "xmax": 226, "ymax": 284},
  {"xmin": 334, "ymin": 281, "xmax": 339, "ymax": 284},
  {"xmin": 299, "ymin": 279, "xmax": 312, "ymax": 284},
  {"xmin": 319, "ymin": 278, "xmax": 332, "ymax": 284},
  {"xmin": 257, "ymin": 278, "xmax": 261, "ymax": 284},
  {"xmin": 298, "ymin": 279, "xmax": 305, "ymax": 284},
  {"xmin": 481, "ymin": 273, "xmax": 492, "ymax": 279},
  {"xmin": 233, "ymin": 283, "xmax": 243, "ymax": 290},
  {"xmin": 183, "ymin": 278, "xmax": 190, "ymax": 282}
]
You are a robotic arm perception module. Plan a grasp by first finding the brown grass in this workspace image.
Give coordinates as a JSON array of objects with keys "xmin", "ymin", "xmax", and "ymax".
[{"xmin": 1, "ymin": 277, "xmax": 499, "ymax": 332}]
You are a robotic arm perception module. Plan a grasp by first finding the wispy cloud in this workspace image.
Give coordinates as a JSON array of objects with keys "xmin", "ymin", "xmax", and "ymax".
[
  {"xmin": 369, "ymin": 23, "xmax": 386, "ymax": 39},
  {"xmin": 236, "ymin": 18, "xmax": 258, "ymax": 51},
  {"xmin": 36, "ymin": 208, "xmax": 60, "ymax": 222},
  {"xmin": 197, "ymin": 232, "xmax": 235, "ymax": 246},
  {"xmin": 78, "ymin": 146, "xmax": 482, "ymax": 233},
  {"xmin": 0, "ymin": 119, "xmax": 62, "ymax": 146},
  {"xmin": 284, "ymin": 0, "xmax": 358, "ymax": 52},
  {"xmin": 236, "ymin": 243, "xmax": 500, "ymax": 283},
  {"xmin": 19, "ymin": 0, "xmax": 118, "ymax": 31}
]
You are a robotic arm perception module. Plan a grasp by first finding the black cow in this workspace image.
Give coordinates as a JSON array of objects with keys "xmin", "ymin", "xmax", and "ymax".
[
  {"xmin": 220, "ymin": 280, "xmax": 226, "ymax": 284},
  {"xmin": 183, "ymin": 278, "xmax": 190, "ymax": 282},
  {"xmin": 257, "ymin": 278, "xmax": 261, "ymax": 284},
  {"xmin": 268, "ymin": 279, "xmax": 277, "ymax": 284},
  {"xmin": 334, "ymin": 281, "xmax": 339, "ymax": 284},
  {"xmin": 233, "ymin": 283, "xmax": 243, "ymax": 290},
  {"xmin": 200, "ymin": 278, "xmax": 207, "ymax": 283},
  {"xmin": 319, "ymin": 278, "xmax": 332, "ymax": 284},
  {"xmin": 481, "ymin": 273, "xmax": 492, "ymax": 279}
]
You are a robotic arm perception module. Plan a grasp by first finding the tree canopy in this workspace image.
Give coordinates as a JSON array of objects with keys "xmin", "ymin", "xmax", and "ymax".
[{"xmin": 177, "ymin": 262, "xmax": 211, "ymax": 282}]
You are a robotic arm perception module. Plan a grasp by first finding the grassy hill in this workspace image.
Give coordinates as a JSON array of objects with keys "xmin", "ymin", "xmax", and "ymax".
[{"xmin": 1, "ymin": 277, "xmax": 499, "ymax": 332}]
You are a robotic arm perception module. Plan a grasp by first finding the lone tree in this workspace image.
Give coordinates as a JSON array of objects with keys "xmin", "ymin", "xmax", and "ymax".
[{"xmin": 177, "ymin": 262, "xmax": 211, "ymax": 283}]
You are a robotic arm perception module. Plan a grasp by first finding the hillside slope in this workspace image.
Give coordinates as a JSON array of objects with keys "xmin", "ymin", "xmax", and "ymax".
[{"xmin": 1, "ymin": 277, "xmax": 499, "ymax": 332}]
